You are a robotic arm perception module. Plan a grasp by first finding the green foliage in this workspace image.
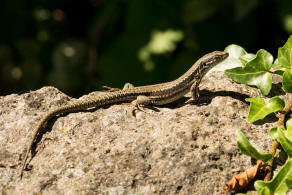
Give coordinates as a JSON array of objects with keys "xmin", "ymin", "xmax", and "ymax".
[
  {"xmin": 278, "ymin": 36, "xmax": 292, "ymax": 93},
  {"xmin": 245, "ymin": 97, "xmax": 285, "ymax": 123},
  {"xmin": 270, "ymin": 127, "xmax": 292, "ymax": 157},
  {"xmin": 224, "ymin": 36, "xmax": 292, "ymax": 194},
  {"xmin": 282, "ymin": 69, "xmax": 292, "ymax": 93},
  {"xmin": 225, "ymin": 49, "xmax": 273, "ymax": 95},
  {"xmin": 286, "ymin": 118, "xmax": 292, "ymax": 140},
  {"xmin": 269, "ymin": 127, "xmax": 279, "ymax": 140},
  {"xmin": 226, "ymin": 44, "xmax": 247, "ymax": 58},
  {"xmin": 236, "ymin": 130, "xmax": 272, "ymax": 163},
  {"xmin": 259, "ymin": 187, "xmax": 271, "ymax": 195},
  {"xmin": 224, "ymin": 35, "xmax": 292, "ymax": 96},
  {"xmin": 239, "ymin": 53, "xmax": 256, "ymax": 65},
  {"xmin": 255, "ymin": 158, "xmax": 292, "ymax": 195},
  {"xmin": 138, "ymin": 30, "xmax": 183, "ymax": 71},
  {"xmin": 272, "ymin": 59, "xmax": 284, "ymax": 70},
  {"xmin": 277, "ymin": 36, "xmax": 292, "ymax": 69},
  {"xmin": 213, "ymin": 44, "xmax": 246, "ymax": 72}
]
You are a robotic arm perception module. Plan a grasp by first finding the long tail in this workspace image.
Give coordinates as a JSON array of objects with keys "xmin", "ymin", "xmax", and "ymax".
[
  {"xmin": 18, "ymin": 99, "xmax": 105, "ymax": 178},
  {"xmin": 18, "ymin": 90, "xmax": 133, "ymax": 178},
  {"xmin": 19, "ymin": 113, "xmax": 50, "ymax": 178}
]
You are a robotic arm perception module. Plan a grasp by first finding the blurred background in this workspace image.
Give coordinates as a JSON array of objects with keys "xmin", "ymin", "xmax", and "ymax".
[{"xmin": 0, "ymin": 0, "xmax": 291, "ymax": 97}]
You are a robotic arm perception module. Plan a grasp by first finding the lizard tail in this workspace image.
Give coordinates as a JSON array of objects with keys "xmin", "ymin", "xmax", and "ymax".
[
  {"xmin": 19, "ymin": 115, "xmax": 48, "ymax": 178},
  {"xmin": 18, "ymin": 100, "xmax": 102, "ymax": 178}
]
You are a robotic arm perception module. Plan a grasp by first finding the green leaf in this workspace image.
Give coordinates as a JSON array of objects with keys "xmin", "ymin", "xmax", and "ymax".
[
  {"xmin": 225, "ymin": 44, "xmax": 247, "ymax": 58},
  {"xmin": 255, "ymin": 158, "xmax": 292, "ymax": 195},
  {"xmin": 236, "ymin": 130, "xmax": 272, "ymax": 162},
  {"xmin": 274, "ymin": 127, "xmax": 292, "ymax": 157},
  {"xmin": 247, "ymin": 72, "xmax": 272, "ymax": 96},
  {"xmin": 246, "ymin": 49, "xmax": 273, "ymax": 71},
  {"xmin": 286, "ymin": 118, "xmax": 292, "ymax": 140},
  {"xmin": 277, "ymin": 127, "xmax": 292, "ymax": 157},
  {"xmin": 286, "ymin": 178, "xmax": 292, "ymax": 189},
  {"xmin": 270, "ymin": 126, "xmax": 292, "ymax": 157},
  {"xmin": 277, "ymin": 35, "xmax": 292, "ymax": 69},
  {"xmin": 225, "ymin": 49, "xmax": 273, "ymax": 95},
  {"xmin": 214, "ymin": 44, "xmax": 247, "ymax": 71},
  {"xmin": 273, "ymin": 70, "xmax": 284, "ymax": 76},
  {"xmin": 226, "ymin": 69, "xmax": 272, "ymax": 95},
  {"xmin": 259, "ymin": 187, "xmax": 271, "ymax": 195},
  {"xmin": 272, "ymin": 59, "xmax": 284, "ymax": 70},
  {"xmin": 239, "ymin": 53, "xmax": 256, "ymax": 65},
  {"xmin": 269, "ymin": 127, "xmax": 278, "ymax": 140},
  {"xmin": 245, "ymin": 97, "xmax": 285, "ymax": 123},
  {"xmin": 282, "ymin": 69, "xmax": 292, "ymax": 93}
]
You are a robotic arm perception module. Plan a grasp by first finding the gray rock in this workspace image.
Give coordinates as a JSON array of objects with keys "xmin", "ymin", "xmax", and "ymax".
[{"xmin": 0, "ymin": 72, "xmax": 280, "ymax": 194}]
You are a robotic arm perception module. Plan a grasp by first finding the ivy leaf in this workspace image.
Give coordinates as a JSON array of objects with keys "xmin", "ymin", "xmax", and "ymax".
[
  {"xmin": 245, "ymin": 97, "xmax": 285, "ymax": 123},
  {"xmin": 225, "ymin": 49, "xmax": 273, "ymax": 95},
  {"xmin": 213, "ymin": 44, "xmax": 247, "ymax": 71},
  {"xmin": 255, "ymin": 158, "xmax": 292, "ymax": 195},
  {"xmin": 236, "ymin": 130, "xmax": 272, "ymax": 163},
  {"xmin": 270, "ymin": 127, "xmax": 292, "ymax": 157},
  {"xmin": 259, "ymin": 187, "xmax": 271, "ymax": 195},
  {"xmin": 225, "ymin": 44, "xmax": 247, "ymax": 57},
  {"xmin": 270, "ymin": 124, "xmax": 292, "ymax": 156},
  {"xmin": 273, "ymin": 70, "xmax": 285, "ymax": 76},
  {"xmin": 277, "ymin": 35, "xmax": 292, "ymax": 69},
  {"xmin": 286, "ymin": 178, "xmax": 292, "ymax": 189},
  {"xmin": 272, "ymin": 59, "xmax": 284, "ymax": 70},
  {"xmin": 246, "ymin": 49, "xmax": 273, "ymax": 71},
  {"xmin": 246, "ymin": 72, "xmax": 271, "ymax": 96},
  {"xmin": 269, "ymin": 127, "xmax": 278, "ymax": 140},
  {"xmin": 239, "ymin": 53, "xmax": 256, "ymax": 65},
  {"xmin": 286, "ymin": 118, "xmax": 292, "ymax": 140},
  {"xmin": 282, "ymin": 69, "xmax": 292, "ymax": 93}
]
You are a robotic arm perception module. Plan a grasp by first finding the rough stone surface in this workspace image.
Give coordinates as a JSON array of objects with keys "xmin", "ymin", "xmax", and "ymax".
[{"xmin": 0, "ymin": 72, "xmax": 283, "ymax": 194}]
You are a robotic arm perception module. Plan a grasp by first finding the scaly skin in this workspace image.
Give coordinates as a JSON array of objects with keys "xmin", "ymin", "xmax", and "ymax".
[{"xmin": 19, "ymin": 51, "xmax": 228, "ymax": 178}]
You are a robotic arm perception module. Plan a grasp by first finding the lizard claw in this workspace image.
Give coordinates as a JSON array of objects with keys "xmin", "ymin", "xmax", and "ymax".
[
  {"xmin": 131, "ymin": 100, "xmax": 147, "ymax": 116},
  {"xmin": 185, "ymin": 98, "xmax": 199, "ymax": 104}
]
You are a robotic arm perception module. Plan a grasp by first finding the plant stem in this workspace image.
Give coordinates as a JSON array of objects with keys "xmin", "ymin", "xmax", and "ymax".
[{"xmin": 264, "ymin": 93, "xmax": 292, "ymax": 181}]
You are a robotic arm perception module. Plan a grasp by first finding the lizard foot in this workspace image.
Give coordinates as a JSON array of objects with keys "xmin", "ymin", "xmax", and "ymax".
[
  {"xmin": 131, "ymin": 102, "xmax": 147, "ymax": 116},
  {"xmin": 185, "ymin": 98, "xmax": 199, "ymax": 104}
]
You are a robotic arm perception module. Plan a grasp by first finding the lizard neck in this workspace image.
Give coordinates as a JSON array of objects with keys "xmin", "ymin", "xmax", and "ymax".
[{"xmin": 174, "ymin": 51, "xmax": 229, "ymax": 88}]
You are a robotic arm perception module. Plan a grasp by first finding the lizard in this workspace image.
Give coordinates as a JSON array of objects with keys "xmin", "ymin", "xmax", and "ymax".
[{"xmin": 19, "ymin": 50, "xmax": 229, "ymax": 178}]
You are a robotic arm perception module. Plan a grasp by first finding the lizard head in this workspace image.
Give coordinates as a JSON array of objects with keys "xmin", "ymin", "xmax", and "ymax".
[
  {"xmin": 194, "ymin": 51, "xmax": 229, "ymax": 78},
  {"xmin": 201, "ymin": 51, "xmax": 229, "ymax": 70}
]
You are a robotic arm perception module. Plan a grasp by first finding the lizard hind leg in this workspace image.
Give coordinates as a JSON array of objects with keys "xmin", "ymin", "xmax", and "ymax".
[
  {"xmin": 186, "ymin": 82, "xmax": 200, "ymax": 104},
  {"xmin": 122, "ymin": 83, "xmax": 135, "ymax": 90}
]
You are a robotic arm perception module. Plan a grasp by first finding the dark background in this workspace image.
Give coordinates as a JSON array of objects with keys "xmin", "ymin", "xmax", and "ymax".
[{"xmin": 0, "ymin": 0, "xmax": 291, "ymax": 97}]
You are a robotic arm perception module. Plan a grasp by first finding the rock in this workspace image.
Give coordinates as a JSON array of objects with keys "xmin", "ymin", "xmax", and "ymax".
[{"xmin": 0, "ymin": 72, "xmax": 279, "ymax": 194}]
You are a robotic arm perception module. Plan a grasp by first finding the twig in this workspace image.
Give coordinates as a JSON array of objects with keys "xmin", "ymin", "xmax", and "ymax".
[{"xmin": 264, "ymin": 93, "xmax": 292, "ymax": 181}]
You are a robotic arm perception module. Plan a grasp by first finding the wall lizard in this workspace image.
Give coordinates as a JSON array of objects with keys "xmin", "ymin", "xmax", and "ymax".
[{"xmin": 19, "ymin": 51, "xmax": 228, "ymax": 178}]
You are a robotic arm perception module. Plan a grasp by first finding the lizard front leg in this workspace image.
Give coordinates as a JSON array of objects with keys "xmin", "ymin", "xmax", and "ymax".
[{"xmin": 186, "ymin": 81, "xmax": 200, "ymax": 104}]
